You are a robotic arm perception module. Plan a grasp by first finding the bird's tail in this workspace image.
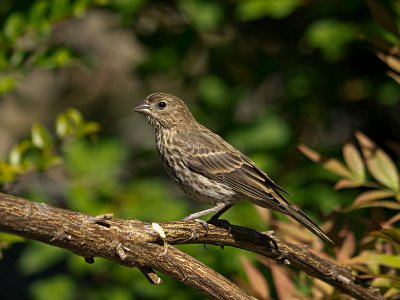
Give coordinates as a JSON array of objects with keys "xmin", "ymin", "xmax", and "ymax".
[
  {"xmin": 285, "ymin": 203, "xmax": 334, "ymax": 245},
  {"xmin": 255, "ymin": 194, "xmax": 334, "ymax": 244}
]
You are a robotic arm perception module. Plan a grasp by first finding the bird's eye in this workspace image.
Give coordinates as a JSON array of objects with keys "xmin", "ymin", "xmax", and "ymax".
[{"xmin": 157, "ymin": 101, "xmax": 167, "ymax": 109}]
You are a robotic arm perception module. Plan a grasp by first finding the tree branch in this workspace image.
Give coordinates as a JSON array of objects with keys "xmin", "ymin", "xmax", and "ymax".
[{"xmin": 0, "ymin": 192, "xmax": 383, "ymax": 300}]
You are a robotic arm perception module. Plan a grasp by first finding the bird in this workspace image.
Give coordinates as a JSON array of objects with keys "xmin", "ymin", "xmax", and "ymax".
[{"xmin": 133, "ymin": 92, "xmax": 333, "ymax": 244}]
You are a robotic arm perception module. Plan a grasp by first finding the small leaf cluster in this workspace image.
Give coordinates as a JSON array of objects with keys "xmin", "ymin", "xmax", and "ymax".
[
  {"xmin": 298, "ymin": 132, "xmax": 400, "ymax": 297},
  {"xmin": 0, "ymin": 108, "xmax": 100, "ymax": 190}
]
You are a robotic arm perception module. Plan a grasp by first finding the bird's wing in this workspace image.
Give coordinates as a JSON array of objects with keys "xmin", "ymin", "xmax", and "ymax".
[
  {"xmin": 173, "ymin": 130, "xmax": 334, "ymax": 244},
  {"xmin": 173, "ymin": 130, "xmax": 288, "ymax": 210}
]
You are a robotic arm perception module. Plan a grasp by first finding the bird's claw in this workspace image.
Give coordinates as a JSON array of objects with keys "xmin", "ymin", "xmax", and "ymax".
[
  {"xmin": 193, "ymin": 218, "xmax": 209, "ymax": 232},
  {"xmin": 182, "ymin": 217, "xmax": 209, "ymax": 234}
]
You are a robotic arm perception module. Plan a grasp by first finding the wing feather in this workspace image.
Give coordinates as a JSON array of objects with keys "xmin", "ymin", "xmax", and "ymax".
[{"xmin": 173, "ymin": 131, "xmax": 282, "ymax": 203}]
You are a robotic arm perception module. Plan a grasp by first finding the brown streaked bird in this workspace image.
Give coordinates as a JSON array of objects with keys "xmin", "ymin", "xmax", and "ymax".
[{"xmin": 133, "ymin": 92, "xmax": 333, "ymax": 244}]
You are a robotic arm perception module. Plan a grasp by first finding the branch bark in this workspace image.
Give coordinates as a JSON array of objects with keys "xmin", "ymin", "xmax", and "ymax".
[{"xmin": 0, "ymin": 192, "xmax": 383, "ymax": 300}]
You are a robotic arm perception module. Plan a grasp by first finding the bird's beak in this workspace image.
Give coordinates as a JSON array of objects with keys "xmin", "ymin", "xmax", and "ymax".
[{"xmin": 132, "ymin": 102, "xmax": 151, "ymax": 115}]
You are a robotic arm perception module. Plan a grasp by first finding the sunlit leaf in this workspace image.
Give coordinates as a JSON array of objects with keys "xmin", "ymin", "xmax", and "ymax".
[
  {"xmin": 385, "ymin": 213, "xmax": 400, "ymax": 226},
  {"xmin": 354, "ymin": 200, "xmax": 400, "ymax": 210},
  {"xmin": 66, "ymin": 108, "xmax": 83, "ymax": 127},
  {"xmin": 56, "ymin": 114, "xmax": 69, "ymax": 138},
  {"xmin": 377, "ymin": 52, "xmax": 400, "ymax": 74},
  {"xmin": 0, "ymin": 76, "xmax": 16, "ymax": 96},
  {"xmin": 82, "ymin": 122, "xmax": 100, "ymax": 135},
  {"xmin": 352, "ymin": 190, "xmax": 394, "ymax": 207},
  {"xmin": 350, "ymin": 252, "xmax": 400, "ymax": 269},
  {"xmin": 343, "ymin": 143, "xmax": 365, "ymax": 181},
  {"xmin": 240, "ymin": 256, "xmax": 270, "ymax": 299},
  {"xmin": 356, "ymin": 131, "xmax": 400, "ymax": 193},
  {"xmin": 236, "ymin": 0, "xmax": 302, "ymax": 20},
  {"xmin": 31, "ymin": 123, "xmax": 53, "ymax": 149},
  {"xmin": 0, "ymin": 232, "xmax": 25, "ymax": 244},
  {"xmin": 369, "ymin": 228, "xmax": 400, "ymax": 244}
]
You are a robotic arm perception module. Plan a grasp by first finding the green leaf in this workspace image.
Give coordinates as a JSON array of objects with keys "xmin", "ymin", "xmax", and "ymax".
[
  {"xmin": 0, "ymin": 76, "xmax": 16, "ymax": 96},
  {"xmin": 356, "ymin": 131, "xmax": 400, "ymax": 193},
  {"xmin": 9, "ymin": 140, "xmax": 32, "ymax": 166},
  {"xmin": 236, "ymin": 0, "xmax": 301, "ymax": 20},
  {"xmin": 28, "ymin": 0, "xmax": 49, "ymax": 28},
  {"xmin": 56, "ymin": 114, "xmax": 69, "ymax": 138},
  {"xmin": 82, "ymin": 122, "xmax": 100, "ymax": 135},
  {"xmin": 66, "ymin": 108, "xmax": 83, "ymax": 127},
  {"xmin": 369, "ymin": 228, "xmax": 400, "ymax": 244},
  {"xmin": 31, "ymin": 123, "xmax": 53, "ymax": 149},
  {"xmin": 352, "ymin": 252, "xmax": 400, "ymax": 269},
  {"xmin": 0, "ymin": 232, "xmax": 25, "ymax": 244},
  {"xmin": 50, "ymin": 0, "xmax": 70, "ymax": 21},
  {"xmin": 305, "ymin": 19, "xmax": 358, "ymax": 61},
  {"xmin": 18, "ymin": 243, "xmax": 66, "ymax": 275},
  {"xmin": 30, "ymin": 275, "xmax": 75, "ymax": 300},
  {"xmin": 343, "ymin": 143, "xmax": 365, "ymax": 182},
  {"xmin": 179, "ymin": 0, "xmax": 224, "ymax": 31},
  {"xmin": 3, "ymin": 13, "xmax": 25, "ymax": 40}
]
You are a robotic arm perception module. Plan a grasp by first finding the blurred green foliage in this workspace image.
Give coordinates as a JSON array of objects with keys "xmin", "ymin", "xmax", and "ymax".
[{"xmin": 0, "ymin": 0, "xmax": 399, "ymax": 299}]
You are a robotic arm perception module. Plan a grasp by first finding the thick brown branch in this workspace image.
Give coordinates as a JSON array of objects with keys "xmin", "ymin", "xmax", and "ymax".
[
  {"xmin": 0, "ymin": 192, "xmax": 383, "ymax": 300},
  {"xmin": 0, "ymin": 192, "xmax": 254, "ymax": 300}
]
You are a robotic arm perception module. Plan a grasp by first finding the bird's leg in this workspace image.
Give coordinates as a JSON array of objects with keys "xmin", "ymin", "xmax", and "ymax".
[
  {"xmin": 209, "ymin": 204, "xmax": 233, "ymax": 234},
  {"xmin": 182, "ymin": 203, "xmax": 229, "ymax": 232},
  {"xmin": 209, "ymin": 204, "xmax": 233, "ymax": 221},
  {"xmin": 182, "ymin": 202, "xmax": 228, "ymax": 220}
]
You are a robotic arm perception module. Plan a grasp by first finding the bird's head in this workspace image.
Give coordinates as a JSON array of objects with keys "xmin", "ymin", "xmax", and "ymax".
[{"xmin": 133, "ymin": 92, "xmax": 195, "ymax": 129}]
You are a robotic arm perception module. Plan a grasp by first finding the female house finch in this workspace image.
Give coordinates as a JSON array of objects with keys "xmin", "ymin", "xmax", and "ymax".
[{"xmin": 133, "ymin": 92, "xmax": 333, "ymax": 244}]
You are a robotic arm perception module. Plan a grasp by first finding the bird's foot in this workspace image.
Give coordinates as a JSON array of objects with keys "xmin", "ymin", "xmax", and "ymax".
[
  {"xmin": 208, "ymin": 217, "xmax": 232, "ymax": 234},
  {"xmin": 182, "ymin": 217, "xmax": 209, "ymax": 233}
]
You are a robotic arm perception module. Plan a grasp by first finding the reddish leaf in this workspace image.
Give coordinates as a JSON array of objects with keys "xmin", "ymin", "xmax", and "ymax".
[
  {"xmin": 299, "ymin": 144, "xmax": 352, "ymax": 178},
  {"xmin": 335, "ymin": 230, "xmax": 356, "ymax": 264},
  {"xmin": 298, "ymin": 144, "xmax": 321, "ymax": 163},
  {"xmin": 258, "ymin": 258, "xmax": 296, "ymax": 300},
  {"xmin": 334, "ymin": 179, "xmax": 362, "ymax": 190},
  {"xmin": 240, "ymin": 256, "xmax": 270, "ymax": 299},
  {"xmin": 270, "ymin": 263, "xmax": 295, "ymax": 300}
]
